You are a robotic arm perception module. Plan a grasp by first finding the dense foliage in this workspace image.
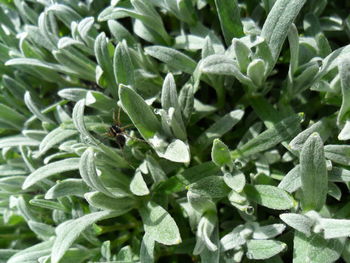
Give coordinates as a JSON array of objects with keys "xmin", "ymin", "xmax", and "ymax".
[{"xmin": 0, "ymin": 0, "xmax": 350, "ymax": 262}]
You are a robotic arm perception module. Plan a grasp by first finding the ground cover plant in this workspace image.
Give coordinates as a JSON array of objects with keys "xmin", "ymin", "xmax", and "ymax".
[{"xmin": 0, "ymin": 0, "xmax": 350, "ymax": 262}]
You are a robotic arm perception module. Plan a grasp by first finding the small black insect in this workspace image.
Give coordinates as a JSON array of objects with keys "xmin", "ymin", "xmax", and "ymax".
[{"xmin": 106, "ymin": 108, "xmax": 133, "ymax": 148}]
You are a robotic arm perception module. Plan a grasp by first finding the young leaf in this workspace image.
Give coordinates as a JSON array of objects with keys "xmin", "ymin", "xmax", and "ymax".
[
  {"xmin": 140, "ymin": 201, "xmax": 182, "ymax": 245},
  {"xmin": 189, "ymin": 176, "xmax": 231, "ymax": 199},
  {"xmin": 261, "ymin": 0, "xmax": 307, "ymax": 68},
  {"xmin": 300, "ymin": 133, "xmax": 328, "ymax": 211},
  {"xmin": 45, "ymin": 179, "xmax": 89, "ymax": 199},
  {"xmin": 319, "ymin": 218, "xmax": 350, "ymax": 239}
]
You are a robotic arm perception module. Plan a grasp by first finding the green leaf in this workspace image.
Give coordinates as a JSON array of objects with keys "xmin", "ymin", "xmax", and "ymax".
[
  {"xmin": 319, "ymin": 218, "xmax": 350, "ymax": 239},
  {"xmin": 232, "ymin": 113, "xmax": 303, "ymax": 158},
  {"xmin": 36, "ymin": 127, "xmax": 77, "ymax": 157},
  {"xmin": 0, "ymin": 103, "xmax": 25, "ymax": 129},
  {"xmin": 338, "ymin": 56, "xmax": 350, "ymax": 123},
  {"xmin": 113, "ymin": 40, "xmax": 135, "ymax": 87},
  {"xmin": 51, "ymin": 211, "xmax": 119, "ymax": 263},
  {"xmin": 140, "ymin": 233, "xmax": 155, "ymax": 263},
  {"xmin": 246, "ymin": 240, "xmax": 286, "ymax": 260},
  {"xmin": 211, "ymin": 139, "xmax": 232, "ymax": 168},
  {"xmin": 200, "ymin": 54, "xmax": 254, "ymax": 86},
  {"xmin": 300, "ymin": 133, "xmax": 328, "ymax": 211},
  {"xmin": 8, "ymin": 240, "xmax": 53, "ymax": 263},
  {"xmin": 119, "ymin": 85, "xmax": 161, "ymax": 140},
  {"xmin": 189, "ymin": 176, "xmax": 231, "ymax": 199},
  {"xmin": 261, "ymin": 0, "xmax": 307, "ymax": 69},
  {"xmin": 324, "ymin": 145, "xmax": 350, "ymax": 166},
  {"xmin": 140, "ymin": 201, "xmax": 181, "ymax": 245},
  {"xmin": 79, "ymin": 148, "xmax": 114, "ymax": 197},
  {"xmin": 223, "ymin": 170, "xmax": 246, "ymax": 192},
  {"xmin": 214, "ymin": 0, "xmax": 243, "ymax": 45},
  {"xmin": 195, "ymin": 109, "xmax": 244, "ymax": 151},
  {"xmin": 94, "ymin": 32, "xmax": 117, "ymax": 98},
  {"xmin": 0, "ymin": 135, "xmax": 40, "ymax": 148},
  {"xmin": 22, "ymin": 158, "xmax": 80, "ymax": 189},
  {"xmin": 145, "ymin": 46, "xmax": 197, "ymax": 74},
  {"xmin": 85, "ymin": 191, "xmax": 135, "ymax": 212},
  {"xmin": 24, "ymin": 92, "xmax": 54, "ymax": 124},
  {"xmin": 279, "ymin": 213, "xmax": 313, "ymax": 235},
  {"xmin": 45, "ymin": 179, "xmax": 89, "ymax": 199},
  {"xmin": 293, "ymin": 232, "xmax": 344, "ymax": 263},
  {"xmin": 244, "ymin": 184, "xmax": 294, "ymax": 210},
  {"xmin": 161, "ymin": 139, "xmax": 190, "ymax": 163}
]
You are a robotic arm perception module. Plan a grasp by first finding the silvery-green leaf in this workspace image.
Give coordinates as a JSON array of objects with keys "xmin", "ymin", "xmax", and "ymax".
[
  {"xmin": 58, "ymin": 88, "xmax": 87, "ymax": 102},
  {"xmin": 94, "ymin": 32, "xmax": 117, "ymax": 98},
  {"xmin": 22, "ymin": 158, "xmax": 80, "ymax": 189},
  {"xmin": 36, "ymin": 127, "xmax": 77, "ymax": 157},
  {"xmin": 108, "ymin": 20, "xmax": 136, "ymax": 46},
  {"xmin": 187, "ymin": 191, "xmax": 216, "ymax": 215},
  {"xmin": 113, "ymin": 40, "xmax": 134, "ymax": 87},
  {"xmin": 223, "ymin": 170, "xmax": 246, "ymax": 192},
  {"xmin": 232, "ymin": 113, "xmax": 303, "ymax": 159},
  {"xmin": 195, "ymin": 109, "xmax": 244, "ymax": 151},
  {"xmin": 289, "ymin": 118, "xmax": 333, "ymax": 152},
  {"xmin": 28, "ymin": 221, "xmax": 55, "ymax": 240},
  {"xmin": 252, "ymin": 224, "xmax": 286, "ymax": 239},
  {"xmin": 51, "ymin": 210, "xmax": 119, "ymax": 263},
  {"xmin": 0, "ymin": 164, "xmax": 27, "ymax": 176},
  {"xmin": 140, "ymin": 233, "xmax": 155, "ymax": 263},
  {"xmin": 278, "ymin": 165, "xmax": 301, "ymax": 193},
  {"xmin": 194, "ymin": 212, "xmax": 218, "ymax": 254},
  {"xmin": 161, "ymin": 139, "xmax": 190, "ymax": 163},
  {"xmin": 200, "ymin": 54, "xmax": 254, "ymax": 86},
  {"xmin": 146, "ymin": 155, "xmax": 166, "ymax": 183},
  {"xmin": 339, "ymin": 120, "xmax": 350, "ymax": 140},
  {"xmin": 214, "ymin": 0, "xmax": 243, "ymax": 45},
  {"xmin": 319, "ymin": 218, "xmax": 350, "ymax": 239},
  {"xmin": 45, "ymin": 179, "xmax": 89, "ymax": 199},
  {"xmin": 85, "ymin": 191, "xmax": 135, "ymax": 212},
  {"xmin": 145, "ymin": 46, "xmax": 196, "ymax": 74},
  {"xmin": 0, "ymin": 135, "xmax": 40, "ymax": 148},
  {"xmin": 245, "ymin": 184, "xmax": 294, "ymax": 210},
  {"xmin": 280, "ymin": 213, "xmax": 314, "ymax": 235},
  {"xmin": 140, "ymin": 201, "xmax": 181, "ymax": 245},
  {"xmin": 211, "ymin": 139, "xmax": 232, "ymax": 168},
  {"xmin": 29, "ymin": 199, "xmax": 66, "ymax": 211},
  {"xmin": 261, "ymin": 0, "xmax": 307, "ymax": 68},
  {"xmin": 293, "ymin": 232, "xmax": 344, "ymax": 263},
  {"xmin": 328, "ymin": 167, "xmax": 350, "ymax": 182},
  {"xmin": 220, "ymin": 225, "xmax": 246, "ymax": 251},
  {"xmin": 189, "ymin": 176, "xmax": 230, "ymax": 199},
  {"xmin": 246, "ymin": 240, "xmax": 286, "ymax": 260},
  {"xmin": 178, "ymin": 84, "xmax": 194, "ymax": 123},
  {"xmin": 119, "ymin": 85, "xmax": 161, "ymax": 140},
  {"xmin": 300, "ymin": 133, "xmax": 328, "ymax": 211},
  {"xmin": 324, "ymin": 145, "xmax": 350, "ymax": 166},
  {"xmin": 338, "ymin": 58, "xmax": 350, "ymax": 123},
  {"xmin": 8, "ymin": 240, "xmax": 53, "ymax": 263},
  {"xmin": 130, "ymin": 170, "xmax": 149, "ymax": 196},
  {"xmin": 79, "ymin": 148, "xmax": 114, "ymax": 197}
]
